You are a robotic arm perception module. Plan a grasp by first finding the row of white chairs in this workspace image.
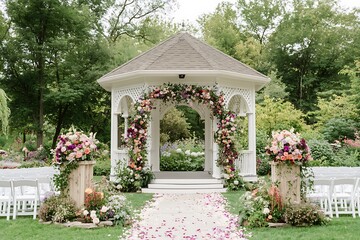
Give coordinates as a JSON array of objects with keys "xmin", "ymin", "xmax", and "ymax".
[
  {"xmin": 306, "ymin": 178, "xmax": 360, "ymax": 218},
  {"xmin": 0, "ymin": 177, "xmax": 54, "ymax": 220}
]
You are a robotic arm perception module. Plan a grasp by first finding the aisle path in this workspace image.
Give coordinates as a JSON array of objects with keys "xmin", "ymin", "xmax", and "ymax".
[{"xmin": 121, "ymin": 193, "xmax": 248, "ymax": 240}]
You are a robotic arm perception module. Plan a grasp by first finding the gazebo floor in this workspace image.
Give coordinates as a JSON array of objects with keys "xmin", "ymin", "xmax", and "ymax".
[{"xmin": 143, "ymin": 171, "xmax": 226, "ymax": 193}]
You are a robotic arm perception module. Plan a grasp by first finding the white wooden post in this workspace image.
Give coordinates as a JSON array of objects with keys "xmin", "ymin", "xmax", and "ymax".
[
  {"xmin": 212, "ymin": 118, "xmax": 221, "ymax": 179},
  {"xmin": 204, "ymin": 110, "xmax": 212, "ymax": 172},
  {"xmin": 110, "ymin": 91, "xmax": 118, "ymax": 181},
  {"xmin": 150, "ymin": 102, "xmax": 160, "ymax": 171},
  {"xmin": 247, "ymin": 112, "xmax": 256, "ymax": 177}
]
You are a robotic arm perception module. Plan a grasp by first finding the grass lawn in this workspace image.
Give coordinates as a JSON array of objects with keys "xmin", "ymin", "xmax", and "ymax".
[
  {"xmin": 223, "ymin": 191, "xmax": 360, "ymax": 240},
  {"xmin": 0, "ymin": 193, "xmax": 153, "ymax": 240}
]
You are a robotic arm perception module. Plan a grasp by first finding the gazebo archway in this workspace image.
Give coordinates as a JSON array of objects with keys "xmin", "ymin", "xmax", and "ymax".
[{"xmin": 98, "ymin": 32, "xmax": 270, "ymax": 188}]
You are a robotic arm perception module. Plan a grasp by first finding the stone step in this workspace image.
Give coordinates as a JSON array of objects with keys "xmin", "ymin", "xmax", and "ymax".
[
  {"xmin": 141, "ymin": 188, "xmax": 227, "ymax": 194},
  {"xmin": 147, "ymin": 183, "xmax": 224, "ymax": 189},
  {"xmin": 152, "ymin": 178, "xmax": 223, "ymax": 184}
]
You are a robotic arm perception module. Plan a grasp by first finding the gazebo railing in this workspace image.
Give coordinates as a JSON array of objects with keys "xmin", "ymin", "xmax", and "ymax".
[
  {"xmin": 236, "ymin": 150, "xmax": 257, "ymax": 181},
  {"xmin": 110, "ymin": 148, "xmax": 129, "ymax": 181}
]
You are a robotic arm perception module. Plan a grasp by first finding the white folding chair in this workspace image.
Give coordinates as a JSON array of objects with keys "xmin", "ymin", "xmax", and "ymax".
[
  {"xmin": 352, "ymin": 178, "xmax": 360, "ymax": 217},
  {"xmin": 12, "ymin": 179, "xmax": 39, "ymax": 220},
  {"xmin": 37, "ymin": 176, "xmax": 54, "ymax": 202},
  {"xmin": 332, "ymin": 178, "xmax": 357, "ymax": 218},
  {"xmin": 0, "ymin": 180, "xmax": 13, "ymax": 220},
  {"xmin": 306, "ymin": 178, "xmax": 334, "ymax": 217}
]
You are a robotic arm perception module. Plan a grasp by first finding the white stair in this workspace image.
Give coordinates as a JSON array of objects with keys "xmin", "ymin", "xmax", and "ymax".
[{"xmin": 142, "ymin": 173, "xmax": 226, "ymax": 193}]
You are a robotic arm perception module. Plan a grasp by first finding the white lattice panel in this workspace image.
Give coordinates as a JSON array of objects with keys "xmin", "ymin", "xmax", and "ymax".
[
  {"xmin": 113, "ymin": 85, "xmax": 146, "ymax": 112},
  {"xmin": 220, "ymin": 87, "xmax": 252, "ymax": 110}
]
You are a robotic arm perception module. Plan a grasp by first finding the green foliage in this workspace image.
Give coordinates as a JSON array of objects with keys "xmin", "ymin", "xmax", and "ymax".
[
  {"xmin": 53, "ymin": 161, "xmax": 79, "ymax": 192},
  {"xmin": 340, "ymin": 60, "xmax": 360, "ymax": 122},
  {"xmin": 310, "ymin": 95, "xmax": 357, "ymax": 129},
  {"xmin": 284, "ymin": 203, "xmax": 329, "ymax": 226},
  {"xmin": 199, "ymin": 2, "xmax": 242, "ymax": 57},
  {"xmin": 160, "ymin": 107, "xmax": 191, "ymax": 144},
  {"xmin": 307, "ymin": 139, "xmax": 335, "ymax": 166},
  {"xmin": 256, "ymin": 71, "xmax": 289, "ymax": 102},
  {"xmin": 177, "ymin": 105, "xmax": 205, "ymax": 140},
  {"xmin": 38, "ymin": 195, "xmax": 76, "ymax": 223},
  {"xmin": 0, "ymin": 89, "xmax": 10, "ymax": 135},
  {"xmin": 114, "ymin": 165, "xmax": 154, "ymax": 192},
  {"xmin": 93, "ymin": 160, "xmax": 111, "ymax": 176},
  {"xmin": 160, "ymin": 150, "xmax": 204, "ymax": 171},
  {"xmin": 160, "ymin": 137, "xmax": 205, "ymax": 171},
  {"xmin": 322, "ymin": 118, "xmax": 358, "ymax": 142},
  {"xmin": 224, "ymin": 171, "xmax": 245, "ymax": 191},
  {"xmin": 268, "ymin": 0, "xmax": 358, "ymax": 113},
  {"xmin": 256, "ymin": 96, "xmax": 308, "ymax": 136},
  {"xmin": 238, "ymin": 178, "xmax": 284, "ymax": 228}
]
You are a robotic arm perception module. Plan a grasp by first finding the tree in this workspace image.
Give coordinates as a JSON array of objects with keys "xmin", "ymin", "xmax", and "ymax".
[
  {"xmin": 268, "ymin": 0, "xmax": 359, "ymax": 113},
  {"xmin": 160, "ymin": 107, "xmax": 190, "ymax": 144},
  {"xmin": 237, "ymin": 0, "xmax": 284, "ymax": 45},
  {"xmin": 256, "ymin": 96, "xmax": 308, "ymax": 136},
  {"xmin": 199, "ymin": 2, "xmax": 243, "ymax": 57},
  {"xmin": 339, "ymin": 60, "xmax": 360, "ymax": 122},
  {"xmin": 84, "ymin": 0, "xmax": 175, "ymax": 45},
  {"xmin": 0, "ymin": 89, "xmax": 10, "ymax": 135},
  {"xmin": 309, "ymin": 95, "xmax": 357, "ymax": 130}
]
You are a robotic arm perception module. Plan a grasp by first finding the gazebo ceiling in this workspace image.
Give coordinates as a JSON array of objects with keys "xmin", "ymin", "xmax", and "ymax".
[{"xmin": 98, "ymin": 32, "xmax": 270, "ymax": 91}]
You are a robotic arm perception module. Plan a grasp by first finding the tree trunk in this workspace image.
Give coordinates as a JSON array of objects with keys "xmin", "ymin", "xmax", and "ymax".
[{"xmin": 51, "ymin": 105, "xmax": 69, "ymax": 149}]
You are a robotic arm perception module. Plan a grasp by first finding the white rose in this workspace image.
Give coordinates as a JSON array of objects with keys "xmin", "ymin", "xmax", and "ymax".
[
  {"xmin": 83, "ymin": 210, "xmax": 89, "ymax": 216},
  {"xmin": 92, "ymin": 217, "xmax": 100, "ymax": 224},
  {"xmin": 263, "ymin": 208, "xmax": 270, "ymax": 215},
  {"xmin": 100, "ymin": 206, "xmax": 108, "ymax": 213},
  {"xmin": 234, "ymin": 180, "xmax": 239, "ymax": 185},
  {"xmin": 90, "ymin": 210, "xmax": 97, "ymax": 219},
  {"xmin": 176, "ymin": 149, "xmax": 182, "ymax": 153}
]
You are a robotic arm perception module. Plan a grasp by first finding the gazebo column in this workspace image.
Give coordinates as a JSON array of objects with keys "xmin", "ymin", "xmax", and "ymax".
[
  {"xmin": 204, "ymin": 111, "xmax": 212, "ymax": 172},
  {"xmin": 150, "ymin": 104, "xmax": 160, "ymax": 171},
  {"xmin": 212, "ymin": 118, "xmax": 222, "ymax": 179},
  {"xmin": 110, "ymin": 110, "xmax": 118, "ymax": 181},
  {"xmin": 247, "ymin": 112, "xmax": 257, "ymax": 177}
]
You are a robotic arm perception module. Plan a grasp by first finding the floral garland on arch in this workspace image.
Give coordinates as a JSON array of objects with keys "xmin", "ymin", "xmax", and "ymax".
[{"xmin": 125, "ymin": 83, "xmax": 239, "ymax": 187}]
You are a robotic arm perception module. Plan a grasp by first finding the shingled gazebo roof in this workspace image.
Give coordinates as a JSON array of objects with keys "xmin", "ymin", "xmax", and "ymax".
[{"xmin": 98, "ymin": 32, "xmax": 269, "ymax": 91}]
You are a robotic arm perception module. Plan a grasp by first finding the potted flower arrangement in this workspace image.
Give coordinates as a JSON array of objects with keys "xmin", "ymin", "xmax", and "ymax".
[
  {"xmin": 52, "ymin": 127, "xmax": 98, "ymax": 208},
  {"xmin": 265, "ymin": 129, "xmax": 312, "ymax": 203}
]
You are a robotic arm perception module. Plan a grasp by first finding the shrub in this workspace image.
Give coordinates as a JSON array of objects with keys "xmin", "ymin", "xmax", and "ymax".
[
  {"xmin": 238, "ymin": 178, "xmax": 284, "ymax": 228},
  {"xmin": 114, "ymin": 165, "xmax": 154, "ymax": 192},
  {"xmin": 307, "ymin": 139, "xmax": 334, "ymax": 166},
  {"xmin": 256, "ymin": 157, "xmax": 271, "ymax": 176},
  {"xmin": 38, "ymin": 195, "xmax": 76, "ymax": 223},
  {"xmin": 322, "ymin": 118, "xmax": 357, "ymax": 142},
  {"xmin": 94, "ymin": 160, "xmax": 111, "ymax": 176},
  {"xmin": 284, "ymin": 203, "xmax": 329, "ymax": 226},
  {"xmin": 160, "ymin": 150, "xmax": 204, "ymax": 171},
  {"xmin": 224, "ymin": 170, "xmax": 245, "ymax": 191}
]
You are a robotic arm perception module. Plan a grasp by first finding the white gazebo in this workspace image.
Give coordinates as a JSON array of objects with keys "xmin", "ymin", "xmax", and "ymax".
[{"xmin": 97, "ymin": 32, "xmax": 269, "ymax": 186}]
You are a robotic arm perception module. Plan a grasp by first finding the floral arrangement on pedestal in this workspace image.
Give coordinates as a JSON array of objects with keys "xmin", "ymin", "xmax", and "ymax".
[
  {"xmin": 265, "ymin": 129, "xmax": 311, "ymax": 165},
  {"xmin": 125, "ymin": 83, "xmax": 239, "ymax": 191},
  {"xmin": 266, "ymin": 129, "xmax": 313, "ymax": 204},
  {"xmin": 52, "ymin": 127, "xmax": 99, "ymax": 192}
]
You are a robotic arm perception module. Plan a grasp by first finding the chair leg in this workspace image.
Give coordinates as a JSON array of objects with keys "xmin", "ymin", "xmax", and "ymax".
[
  {"xmin": 6, "ymin": 201, "xmax": 10, "ymax": 221},
  {"xmin": 13, "ymin": 201, "xmax": 17, "ymax": 220}
]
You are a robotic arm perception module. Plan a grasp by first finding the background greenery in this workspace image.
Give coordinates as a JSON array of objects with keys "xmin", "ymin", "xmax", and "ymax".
[{"xmin": 0, "ymin": 0, "xmax": 359, "ymax": 171}]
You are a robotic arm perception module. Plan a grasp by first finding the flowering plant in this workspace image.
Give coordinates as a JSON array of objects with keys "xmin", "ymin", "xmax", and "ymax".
[
  {"xmin": 53, "ymin": 128, "xmax": 98, "ymax": 165},
  {"xmin": 266, "ymin": 129, "xmax": 312, "ymax": 165},
  {"xmin": 125, "ymin": 83, "xmax": 239, "ymax": 190},
  {"xmin": 238, "ymin": 178, "xmax": 284, "ymax": 227}
]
